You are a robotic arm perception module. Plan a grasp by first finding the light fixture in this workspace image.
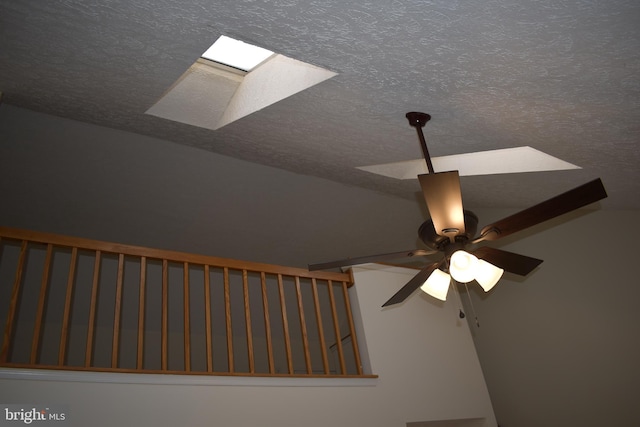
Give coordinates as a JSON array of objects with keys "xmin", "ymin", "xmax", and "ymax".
[
  {"xmin": 419, "ymin": 251, "xmax": 503, "ymax": 301},
  {"xmin": 201, "ymin": 35, "xmax": 274, "ymax": 72},
  {"xmin": 474, "ymin": 259, "xmax": 504, "ymax": 292},
  {"xmin": 420, "ymin": 269, "xmax": 451, "ymax": 301},
  {"xmin": 449, "ymin": 250, "xmax": 478, "ymax": 283}
]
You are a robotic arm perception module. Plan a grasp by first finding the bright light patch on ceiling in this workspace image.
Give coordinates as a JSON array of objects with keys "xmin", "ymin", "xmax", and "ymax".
[
  {"xmin": 357, "ymin": 146, "xmax": 581, "ymax": 179},
  {"xmin": 201, "ymin": 35, "xmax": 274, "ymax": 71}
]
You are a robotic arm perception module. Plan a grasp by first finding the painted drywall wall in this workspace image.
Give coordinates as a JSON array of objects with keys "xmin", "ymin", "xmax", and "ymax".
[
  {"xmin": 349, "ymin": 265, "xmax": 496, "ymax": 425},
  {"xmin": 0, "ymin": 104, "xmax": 425, "ymax": 270},
  {"xmin": 461, "ymin": 208, "xmax": 640, "ymax": 427},
  {"xmin": 0, "ymin": 265, "xmax": 496, "ymax": 427}
]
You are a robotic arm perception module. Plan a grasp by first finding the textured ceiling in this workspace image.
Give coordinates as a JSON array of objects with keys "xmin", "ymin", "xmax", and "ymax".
[{"xmin": 1, "ymin": 0, "xmax": 639, "ymax": 209}]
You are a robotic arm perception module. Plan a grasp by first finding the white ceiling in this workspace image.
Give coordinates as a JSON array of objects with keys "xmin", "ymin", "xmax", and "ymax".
[{"xmin": 1, "ymin": 0, "xmax": 639, "ymax": 209}]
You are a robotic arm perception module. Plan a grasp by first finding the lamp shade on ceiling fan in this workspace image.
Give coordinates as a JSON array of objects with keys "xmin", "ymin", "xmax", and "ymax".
[
  {"xmin": 420, "ymin": 269, "xmax": 451, "ymax": 301},
  {"xmin": 449, "ymin": 250, "xmax": 478, "ymax": 283},
  {"xmin": 474, "ymin": 259, "xmax": 504, "ymax": 292}
]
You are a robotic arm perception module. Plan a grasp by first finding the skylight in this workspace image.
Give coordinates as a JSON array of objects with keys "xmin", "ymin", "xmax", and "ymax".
[
  {"xmin": 201, "ymin": 35, "xmax": 274, "ymax": 72},
  {"xmin": 146, "ymin": 35, "xmax": 337, "ymax": 130},
  {"xmin": 357, "ymin": 147, "xmax": 581, "ymax": 179}
]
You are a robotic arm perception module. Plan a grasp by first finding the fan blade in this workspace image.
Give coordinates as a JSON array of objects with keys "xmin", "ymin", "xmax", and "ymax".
[
  {"xmin": 418, "ymin": 171, "xmax": 466, "ymax": 240},
  {"xmin": 479, "ymin": 178, "xmax": 607, "ymax": 241},
  {"xmin": 382, "ymin": 262, "xmax": 441, "ymax": 307},
  {"xmin": 308, "ymin": 249, "xmax": 435, "ymax": 271},
  {"xmin": 473, "ymin": 246, "xmax": 543, "ymax": 276}
]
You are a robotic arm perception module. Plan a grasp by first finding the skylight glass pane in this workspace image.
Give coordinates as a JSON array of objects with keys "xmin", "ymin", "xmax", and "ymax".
[{"xmin": 201, "ymin": 35, "xmax": 274, "ymax": 71}]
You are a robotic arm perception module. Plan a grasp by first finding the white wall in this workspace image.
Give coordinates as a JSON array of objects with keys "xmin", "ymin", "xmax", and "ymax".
[
  {"xmin": 0, "ymin": 104, "xmax": 425, "ymax": 270},
  {"xmin": 461, "ymin": 208, "xmax": 640, "ymax": 427},
  {"xmin": 350, "ymin": 265, "xmax": 496, "ymax": 426},
  {"xmin": 1, "ymin": 265, "xmax": 496, "ymax": 427}
]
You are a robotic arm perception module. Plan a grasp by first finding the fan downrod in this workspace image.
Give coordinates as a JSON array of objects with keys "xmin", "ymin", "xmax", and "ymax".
[{"xmin": 406, "ymin": 112, "xmax": 435, "ymax": 174}]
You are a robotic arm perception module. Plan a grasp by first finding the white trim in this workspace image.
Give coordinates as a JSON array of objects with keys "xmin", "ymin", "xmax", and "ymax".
[{"xmin": 0, "ymin": 368, "xmax": 378, "ymax": 388}]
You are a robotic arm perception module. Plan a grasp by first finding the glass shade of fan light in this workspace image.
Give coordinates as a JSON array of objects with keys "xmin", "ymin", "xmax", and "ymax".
[
  {"xmin": 449, "ymin": 250, "xmax": 504, "ymax": 292},
  {"xmin": 474, "ymin": 259, "xmax": 504, "ymax": 292},
  {"xmin": 420, "ymin": 268, "xmax": 451, "ymax": 301},
  {"xmin": 449, "ymin": 250, "xmax": 479, "ymax": 283}
]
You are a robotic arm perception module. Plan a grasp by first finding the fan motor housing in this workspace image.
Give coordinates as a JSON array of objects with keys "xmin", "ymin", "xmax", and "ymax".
[{"xmin": 419, "ymin": 210, "xmax": 478, "ymax": 250}]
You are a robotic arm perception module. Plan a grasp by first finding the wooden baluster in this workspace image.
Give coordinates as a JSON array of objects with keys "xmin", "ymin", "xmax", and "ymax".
[
  {"xmin": 311, "ymin": 278, "xmax": 329, "ymax": 375},
  {"xmin": 0, "ymin": 227, "xmax": 360, "ymax": 377},
  {"xmin": 111, "ymin": 253, "xmax": 124, "ymax": 368},
  {"xmin": 223, "ymin": 267, "xmax": 234, "ymax": 373},
  {"xmin": 31, "ymin": 243, "xmax": 53, "ymax": 364},
  {"xmin": 295, "ymin": 277, "xmax": 312, "ymax": 374},
  {"xmin": 161, "ymin": 259, "xmax": 168, "ymax": 371},
  {"xmin": 278, "ymin": 274, "xmax": 293, "ymax": 374},
  {"xmin": 204, "ymin": 265, "xmax": 213, "ymax": 372},
  {"xmin": 1, "ymin": 240, "xmax": 28, "ymax": 363},
  {"xmin": 183, "ymin": 262, "xmax": 191, "ymax": 372},
  {"xmin": 242, "ymin": 270, "xmax": 255, "ymax": 373},
  {"xmin": 136, "ymin": 256, "xmax": 146, "ymax": 370},
  {"xmin": 327, "ymin": 280, "xmax": 346, "ymax": 375},
  {"xmin": 260, "ymin": 272, "xmax": 275, "ymax": 374},
  {"xmin": 341, "ymin": 279, "xmax": 362, "ymax": 375},
  {"xmin": 59, "ymin": 247, "xmax": 78, "ymax": 366},
  {"xmin": 85, "ymin": 250, "xmax": 101, "ymax": 367}
]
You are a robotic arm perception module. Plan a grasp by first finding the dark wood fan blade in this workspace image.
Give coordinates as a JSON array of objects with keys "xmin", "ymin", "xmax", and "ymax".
[
  {"xmin": 308, "ymin": 249, "xmax": 435, "ymax": 271},
  {"xmin": 418, "ymin": 171, "xmax": 465, "ymax": 239},
  {"xmin": 479, "ymin": 178, "xmax": 607, "ymax": 241},
  {"xmin": 382, "ymin": 262, "xmax": 441, "ymax": 307},
  {"xmin": 473, "ymin": 246, "xmax": 543, "ymax": 276}
]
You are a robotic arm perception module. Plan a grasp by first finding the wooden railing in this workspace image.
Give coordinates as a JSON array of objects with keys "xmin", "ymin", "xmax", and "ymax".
[{"xmin": 0, "ymin": 227, "xmax": 373, "ymax": 378}]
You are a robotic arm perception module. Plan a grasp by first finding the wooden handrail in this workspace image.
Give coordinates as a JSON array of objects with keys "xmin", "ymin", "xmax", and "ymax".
[
  {"xmin": 0, "ymin": 226, "xmax": 370, "ymax": 378},
  {"xmin": 0, "ymin": 227, "xmax": 349, "ymax": 282}
]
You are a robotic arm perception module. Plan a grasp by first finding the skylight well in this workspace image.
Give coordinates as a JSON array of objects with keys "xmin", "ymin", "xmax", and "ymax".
[
  {"xmin": 146, "ymin": 34, "xmax": 336, "ymax": 130},
  {"xmin": 201, "ymin": 36, "xmax": 274, "ymax": 72}
]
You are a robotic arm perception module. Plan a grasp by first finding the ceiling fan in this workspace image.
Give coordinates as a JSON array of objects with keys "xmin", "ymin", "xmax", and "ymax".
[{"xmin": 308, "ymin": 112, "xmax": 608, "ymax": 307}]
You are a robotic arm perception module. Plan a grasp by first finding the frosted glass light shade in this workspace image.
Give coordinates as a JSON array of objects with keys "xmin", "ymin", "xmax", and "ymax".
[
  {"xmin": 475, "ymin": 259, "xmax": 504, "ymax": 292},
  {"xmin": 449, "ymin": 250, "xmax": 478, "ymax": 283},
  {"xmin": 420, "ymin": 269, "xmax": 451, "ymax": 301}
]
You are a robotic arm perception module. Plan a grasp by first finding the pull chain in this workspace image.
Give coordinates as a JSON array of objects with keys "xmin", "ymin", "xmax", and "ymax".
[
  {"xmin": 450, "ymin": 278, "xmax": 466, "ymax": 319},
  {"xmin": 463, "ymin": 281, "xmax": 480, "ymax": 328}
]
